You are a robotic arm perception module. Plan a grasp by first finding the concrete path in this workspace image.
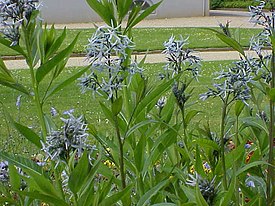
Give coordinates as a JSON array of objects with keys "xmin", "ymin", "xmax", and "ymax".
[
  {"xmin": 4, "ymin": 50, "xmax": 261, "ymax": 70},
  {"xmin": 54, "ymin": 10, "xmax": 260, "ymax": 29},
  {"xmin": 3, "ymin": 10, "xmax": 263, "ymax": 69}
]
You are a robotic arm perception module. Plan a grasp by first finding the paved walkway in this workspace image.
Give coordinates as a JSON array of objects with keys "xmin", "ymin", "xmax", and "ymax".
[
  {"xmin": 3, "ymin": 10, "xmax": 262, "ymax": 69},
  {"xmin": 5, "ymin": 50, "xmax": 261, "ymax": 69},
  {"xmin": 54, "ymin": 10, "xmax": 259, "ymax": 29}
]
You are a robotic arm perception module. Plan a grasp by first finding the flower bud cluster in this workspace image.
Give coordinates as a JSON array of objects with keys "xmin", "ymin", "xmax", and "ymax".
[
  {"xmin": 200, "ymin": 60, "xmax": 253, "ymax": 104},
  {"xmin": 186, "ymin": 173, "xmax": 218, "ymax": 205},
  {"xmin": 42, "ymin": 112, "xmax": 90, "ymax": 164},
  {"xmin": 80, "ymin": 25, "xmax": 143, "ymax": 99},
  {"xmin": 162, "ymin": 35, "xmax": 201, "ymax": 78},
  {"xmin": 0, "ymin": 0, "xmax": 40, "ymax": 45}
]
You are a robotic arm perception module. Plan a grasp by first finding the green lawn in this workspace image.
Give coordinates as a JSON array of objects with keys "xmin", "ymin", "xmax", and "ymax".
[
  {"xmin": 0, "ymin": 60, "xmax": 233, "ymax": 154},
  {"xmin": 1, "ymin": 27, "xmax": 262, "ymax": 56}
]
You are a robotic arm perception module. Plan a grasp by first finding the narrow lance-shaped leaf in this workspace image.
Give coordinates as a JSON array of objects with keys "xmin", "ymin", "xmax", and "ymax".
[
  {"xmin": 137, "ymin": 179, "xmax": 169, "ymax": 206},
  {"xmin": 0, "ymin": 77, "xmax": 29, "ymax": 95},
  {"xmin": 68, "ymin": 151, "xmax": 91, "ymax": 195},
  {"xmin": 0, "ymin": 151, "xmax": 43, "ymax": 175},
  {"xmin": 195, "ymin": 184, "xmax": 208, "ymax": 206},
  {"xmin": 99, "ymin": 184, "xmax": 133, "ymax": 206},
  {"xmin": 44, "ymin": 66, "xmax": 89, "ymax": 101},
  {"xmin": 36, "ymin": 33, "xmax": 79, "ymax": 83},
  {"xmin": 133, "ymin": 77, "xmax": 176, "ymax": 122},
  {"xmin": 0, "ymin": 102, "xmax": 41, "ymax": 147},
  {"xmin": 125, "ymin": 1, "xmax": 162, "ymax": 33},
  {"xmin": 0, "ymin": 58, "xmax": 12, "ymax": 78},
  {"xmin": 0, "ymin": 36, "xmax": 26, "ymax": 57},
  {"xmin": 9, "ymin": 164, "xmax": 21, "ymax": 190},
  {"xmin": 86, "ymin": 0, "xmax": 115, "ymax": 26},
  {"xmin": 207, "ymin": 28, "xmax": 245, "ymax": 56},
  {"xmin": 18, "ymin": 191, "xmax": 69, "ymax": 206},
  {"xmin": 45, "ymin": 27, "xmax": 67, "ymax": 60}
]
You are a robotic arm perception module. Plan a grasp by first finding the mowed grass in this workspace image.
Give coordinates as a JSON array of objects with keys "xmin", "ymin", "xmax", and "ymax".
[
  {"xmin": 0, "ymin": 60, "xmax": 233, "ymax": 154},
  {"xmin": 0, "ymin": 27, "xmax": 262, "ymax": 56}
]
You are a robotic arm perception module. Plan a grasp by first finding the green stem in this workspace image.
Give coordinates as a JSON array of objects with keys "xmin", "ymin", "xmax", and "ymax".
[
  {"xmin": 220, "ymin": 102, "xmax": 228, "ymax": 190},
  {"xmin": 234, "ymin": 115, "xmax": 240, "ymax": 205},
  {"xmin": 267, "ymin": 48, "xmax": 275, "ymax": 205},
  {"xmin": 22, "ymin": 26, "xmax": 47, "ymax": 141},
  {"xmin": 114, "ymin": 115, "xmax": 126, "ymax": 189}
]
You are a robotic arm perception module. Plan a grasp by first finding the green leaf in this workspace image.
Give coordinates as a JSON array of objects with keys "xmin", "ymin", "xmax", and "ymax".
[
  {"xmin": 0, "ymin": 103, "xmax": 41, "ymax": 147},
  {"xmin": 126, "ymin": 1, "xmax": 162, "ymax": 33},
  {"xmin": 45, "ymin": 27, "xmax": 67, "ymax": 60},
  {"xmin": 117, "ymin": 0, "xmax": 132, "ymax": 22},
  {"xmin": 236, "ymin": 161, "xmax": 273, "ymax": 176},
  {"xmin": 184, "ymin": 110, "xmax": 200, "ymax": 128},
  {"xmin": 161, "ymin": 93, "xmax": 175, "ymax": 123},
  {"xmin": 221, "ymin": 175, "xmax": 236, "ymax": 204},
  {"xmin": 44, "ymin": 66, "xmax": 89, "ymax": 100},
  {"xmin": 36, "ymin": 33, "xmax": 79, "ymax": 83},
  {"xmin": 195, "ymin": 145, "xmax": 207, "ymax": 178},
  {"xmin": 99, "ymin": 184, "xmax": 132, "ymax": 205},
  {"xmin": 100, "ymin": 102, "xmax": 115, "ymax": 123},
  {"xmin": 137, "ymin": 179, "xmax": 169, "ymax": 206},
  {"xmin": 125, "ymin": 119, "xmax": 157, "ymax": 139},
  {"xmin": 18, "ymin": 191, "xmax": 69, "ymax": 206},
  {"xmin": 215, "ymin": 143, "xmax": 245, "ymax": 175},
  {"xmin": 86, "ymin": 0, "xmax": 116, "ymax": 26},
  {"xmin": 112, "ymin": 96, "xmax": 123, "ymax": 116},
  {"xmin": 134, "ymin": 77, "xmax": 175, "ymax": 121},
  {"xmin": 195, "ymin": 184, "xmax": 208, "ymax": 206},
  {"xmin": 68, "ymin": 151, "xmax": 91, "ymax": 195},
  {"xmin": 0, "ymin": 36, "xmax": 26, "ymax": 57},
  {"xmin": 207, "ymin": 28, "xmax": 245, "ymax": 56},
  {"xmin": 0, "ymin": 77, "xmax": 29, "ymax": 95},
  {"xmin": 242, "ymin": 117, "xmax": 269, "ymax": 135},
  {"xmin": 235, "ymin": 100, "xmax": 245, "ymax": 117},
  {"xmin": 0, "ymin": 151, "xmax": 43, "ymax": 175},
  {"xmin": 143, "ymin": 126, "xmax": 178, "ymax": 173},
  {"xmin": 151, "ymin": 204, "xmax": 177, "ymax": 206},
  {"xmin": 194, "ymin": 138, "xmax": 220, "ymax": 151},
  {"xmin": 99, "ymin": 101, "xmax": 127, "ymax": 131},
  {"xmin": 24, "ymin": 170, "xmax": 61, "ymax": 199},
  {"xmin": 79, "ymin": 157, "xmax": 101, "ymax": 197},
  {"xmin": 13, "ymin": 122, "xmax": 42, "ymax": 148},
  {"xmin": 9, "ymin": 164, "xmax": 21, "ymax": 190},
  {"xmin": 134, "ymin": 135, "xmax": 146, "ymax": 172},
  {"xmin": 0, "ymin": 58, "xmax": 12, "ymax": 78}
]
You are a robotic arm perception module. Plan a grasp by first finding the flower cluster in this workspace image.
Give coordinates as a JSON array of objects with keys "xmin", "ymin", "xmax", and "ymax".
[
  {"xmin": 42, "ymin": 112, "xmax": 90, "ymax": 164},
  {"xmin": 186, "ymin": 173, "xmax": 218, "ymax": 204},
  {"xmin": 200, "ymin": 60, "xmax": 253, "ymax": 104},
  {"xmin": 79, "ymin": 25, "xmax": 143, "ymax": 99},
  {"xmin": 249, "ymin": 1, "xmax": 273, "ymax": 29},
  {"xmin": 162, "ymin": 35, "xmax": 201, "ymax": 78},
  {"xmin": 0, "ymin": 0, "xmax": 40, "ymax": 45},
  {"xmin": 248, "ymin": 2, "xmax": 273, "ymax": 84}
]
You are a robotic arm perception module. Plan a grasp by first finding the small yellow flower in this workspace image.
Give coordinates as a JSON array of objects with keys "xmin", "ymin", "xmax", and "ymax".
[{"xmin": 103, "ymin": 160, "xmax": 115, "ymax": 168}]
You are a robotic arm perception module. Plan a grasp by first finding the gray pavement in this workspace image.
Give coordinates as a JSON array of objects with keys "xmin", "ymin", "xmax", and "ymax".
[
  {"xmin": 3, "ymin": 10, "xmax": 262, "ymax": 69},
  {"xmin": 4, "ymin": 50, "xmax": 262, "ymax": 70},
  {"xmin": 54, "ymin": 10, "xmax": 259, "ymax": 29}
]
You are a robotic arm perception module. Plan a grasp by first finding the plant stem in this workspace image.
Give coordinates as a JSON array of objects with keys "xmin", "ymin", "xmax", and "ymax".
[
  {"xmin": 220, "ymin": 102, "xmax": 228, "ymax": 190},
  {"xmin": 234, "ymin": 115, "xmax": 240, "ymax": 205},
  {"xmin": 267, "ymin": 48, "xmax": 275, "ymax": 205},
  {"xmin": 22, "ymin": 26, "xmax": 47, "ymax": 140},
  {"xmin": 114, "ymin": 115, "xmax": 126, "ymax": 189}
]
